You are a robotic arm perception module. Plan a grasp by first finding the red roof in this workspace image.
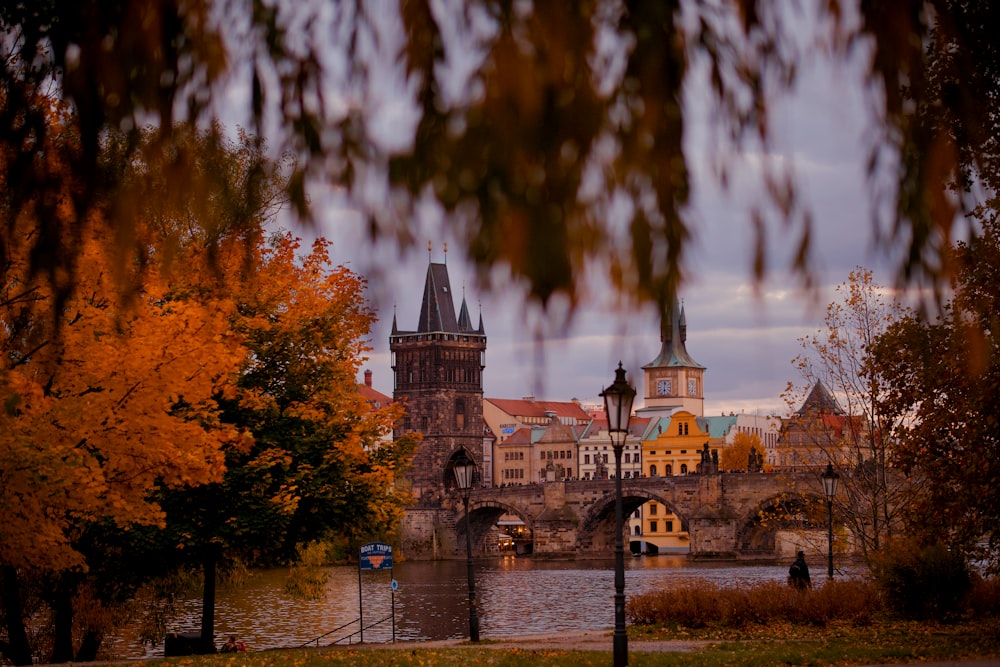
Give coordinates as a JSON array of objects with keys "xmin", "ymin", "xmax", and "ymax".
[
  {"xmin": 486, "ymin": 398, "xmax": 591, "ymax": 421},
  {"xmin": 358, "ymin": 383, "xmax": 392, "ymax": 409}
]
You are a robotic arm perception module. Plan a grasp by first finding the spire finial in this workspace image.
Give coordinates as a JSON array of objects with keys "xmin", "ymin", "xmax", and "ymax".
[
  {"xmin": 427, "ymin": 240, "xmax": 432, "ymax": 263},
  {"xmin": 443, "ymin": 241, "xmax": 448, "ymax": 263}
]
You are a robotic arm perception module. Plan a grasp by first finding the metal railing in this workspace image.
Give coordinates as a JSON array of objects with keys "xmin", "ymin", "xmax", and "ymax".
[{"xmin": 299, "ymin": 614, "xmax": 394, "ymax": 648}]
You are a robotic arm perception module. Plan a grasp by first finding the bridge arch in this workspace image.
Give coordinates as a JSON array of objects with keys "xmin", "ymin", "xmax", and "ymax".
[
  {"xmin": 455, "ymin": 499, "xmax": 533, "ymax": 555},
  {"xmin": 736, "ymin": 491, "xmax": 828, "ymax": 555},
  {"xmin": 576, "ymin": 485, "xmax": 689, "ymax": 553}
]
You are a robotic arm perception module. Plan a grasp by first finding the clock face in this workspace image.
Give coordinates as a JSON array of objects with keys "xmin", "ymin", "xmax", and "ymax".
[
  {"xmin": 657, "ymin": 379, "xmax": 671, "ymax": 396},
  {"xmin": 688, "ymin": 379, "xmax": 697, "ymax": 396}
]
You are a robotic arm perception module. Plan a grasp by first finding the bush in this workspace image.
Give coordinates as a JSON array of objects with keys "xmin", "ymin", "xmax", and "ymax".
[
  {"xmin": 962, "ymin": 574, "xmax": 1000, "ymax": 617},
  {"xmin": 872, "ymin": 541, "xmax": 971, "ymax": 621},
  {"xmin": 626, "ymin": 579, "xmax": 879, "ymax": 629}
]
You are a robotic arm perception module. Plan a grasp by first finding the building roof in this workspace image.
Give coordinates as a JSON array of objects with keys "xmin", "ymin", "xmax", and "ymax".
[
  {"xmin": 392, "ymin": 261, "xmax": 485, "ymax": 336},
  {"xmin": 358, "ymin": 383, "xmax": 392, "ymax": 409},
  {"xmin": 581, "ymin": 416, "xmax": 650, "ymax": 440},
  {"xmin": 643, "ymin": 296, "xmax": 705, "ymax": 370},
  {"xmin": 485, "ymin": 397, "xmax": 591, "ymax": 422},
  {"xmin": 796, "ymin": 381, "xmax": 845, "ymax": 416},
  {"xmin": 498, "ymin": 427, "xmax": 534, "ymax": 446},
  {"xmin": 698, "ymin": 415, "xmax": 738, "ymax": 439}
]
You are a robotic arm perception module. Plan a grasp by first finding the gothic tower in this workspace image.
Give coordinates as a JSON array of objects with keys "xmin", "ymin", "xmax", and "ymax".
[
  {"xmin": 391, "ymin": 259, "xmax": 486, "ymax": 504},
  {"xmin": 639, "ymin": 297, "xmax": 706, "ymax": 416}
]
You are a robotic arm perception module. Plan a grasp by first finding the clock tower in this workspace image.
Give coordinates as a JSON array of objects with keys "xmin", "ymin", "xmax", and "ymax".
[{"xmin": 640, "ymin": 297, "xmax": 705, "ymax": 416}]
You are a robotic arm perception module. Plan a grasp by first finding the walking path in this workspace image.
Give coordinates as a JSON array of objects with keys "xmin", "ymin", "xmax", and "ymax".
[{"xmin": 339, "ymin": 629, "xmax": 999, "ymax": 666}]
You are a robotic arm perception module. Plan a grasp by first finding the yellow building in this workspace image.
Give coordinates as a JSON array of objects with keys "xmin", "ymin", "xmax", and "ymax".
[{"xmin": 639, "ymin": 411, "xmax": 723, "ymax": 550}]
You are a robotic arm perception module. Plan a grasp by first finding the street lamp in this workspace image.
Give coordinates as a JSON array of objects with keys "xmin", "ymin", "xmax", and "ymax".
[
  {"xmin": 453, "ymin": 450, "xmax": 480, "ymax": 642},
  {"xmin": 821, "ymin": 463, "xmax": 840, "ymax": 580},
  {"xmin": 600, "ymin": 362, "xmax": 636, "ymax": 667}
]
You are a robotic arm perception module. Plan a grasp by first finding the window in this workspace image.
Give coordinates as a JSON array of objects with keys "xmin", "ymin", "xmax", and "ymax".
[
  {"xmin": 455, "ymin": 398, "xmax": 466, "ymax": 429},
  {"xmin": 649, "ymin": 504, "xmax": 658, "ymax": 515},
  {"xmin": 680, "ymin": 463, "xmax": 688, "ymax": 474},
  {"xmin": 633, "ymin": 526, "xmax": 641, "ymax": 536},
  {"xmin": 665, "ymin": 464, "xmax": 673, "ymax": 476},
  {"xmin": 666, "ymin": 521, "xmax": 674, "ymax": 532},
  {"xmin": 649, "ymin": 521, "xmax": 658, "ymax": 533},
  {"xmin": 624, "ymin": 453, "xmax": 630, "ymax": 463},
  {"xmin": 649, "ymin": 464, "xmax": 657, "ymax": 477}
]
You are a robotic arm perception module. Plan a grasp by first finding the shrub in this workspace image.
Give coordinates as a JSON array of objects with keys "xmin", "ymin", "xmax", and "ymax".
[
  {"xmin": 872, "ymin": 540, "xmax": 972, "ymax": 621},
  {"xmin": 962, "ymin": 574, "xmax": 1000, "ymax": 617},
  {"xmin": 626, "ymin": 578, "xmax": 879, "ymax": 629}
]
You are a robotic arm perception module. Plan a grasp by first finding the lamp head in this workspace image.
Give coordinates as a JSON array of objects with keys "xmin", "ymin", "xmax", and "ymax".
[
  {"xmin": 453, "ymin": 449, "xmax": 476, "ymax": 491},
  {"xmin": 601, "ymin": 362, "xmax": 636, "ymax": 448},
  {"xmin": 821, "ymin": 462, "xmax": 840, "ymax": 499}
]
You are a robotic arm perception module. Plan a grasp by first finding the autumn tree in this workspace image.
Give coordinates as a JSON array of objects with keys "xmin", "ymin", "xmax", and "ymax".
[
  {"xmin": 787, "ymin": 268, "xmax": 915, "ymax": 565},
  {"xmin": 719, "ymin": 431, "xmax": 763, "ymax": 472},
  {"xmin": 155, "ymin": 233, "xmax": 417, "ymax": 651},
  {"xmin": 0, "ymin": 154, "xmax": 244, "ymax": 664},
  {"xmin": 872, "ymin": 213, "xmax": 1000, "ymax": 573},
  {"xmin": 2, "ymin": 2, "xmax": 996, "ymax": 321}
]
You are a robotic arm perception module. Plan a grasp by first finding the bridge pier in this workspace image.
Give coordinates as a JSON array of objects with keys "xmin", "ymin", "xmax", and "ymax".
[{"xmin": 400, "ymin": 508, "xmax": 459, "ymax": 561}]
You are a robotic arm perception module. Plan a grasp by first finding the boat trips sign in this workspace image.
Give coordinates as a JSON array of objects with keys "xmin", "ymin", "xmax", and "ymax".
[{"xmin": 359, "ymin": 542, "xmax": 393, "ymax": 570}]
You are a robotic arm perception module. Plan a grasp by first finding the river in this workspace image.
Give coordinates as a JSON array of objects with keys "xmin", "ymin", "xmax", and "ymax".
[{"xmin": 113, "ymin": 555, "xmax": 831, "ymax": 659}]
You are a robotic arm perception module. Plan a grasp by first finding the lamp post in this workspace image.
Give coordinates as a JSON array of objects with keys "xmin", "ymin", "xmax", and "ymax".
[
  {"xmin": 453, "ymin": 451, "xmax": 480, "ymax": 642},
  {"xmin": 821, "ymin": 463, "xmax": 840, "ymax": 580},
  {"xmin": 601, "ymin": 362, "xmax": 636, "ymax": 667}
]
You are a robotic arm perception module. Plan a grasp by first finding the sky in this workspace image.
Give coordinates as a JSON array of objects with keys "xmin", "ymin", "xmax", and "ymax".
[{"xmin": 260, "ymin": 6, "xmax": 900, "ymax": 418}]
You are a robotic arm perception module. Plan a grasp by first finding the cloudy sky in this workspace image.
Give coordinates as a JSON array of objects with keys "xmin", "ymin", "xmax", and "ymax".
[{"xmin": 264, "ymin": 7, "xmax": 900, "ymax": 418}]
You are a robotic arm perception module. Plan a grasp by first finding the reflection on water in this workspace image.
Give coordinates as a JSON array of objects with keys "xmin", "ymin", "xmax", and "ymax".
[{"xmin": 123, "ymin": 555, "xmax": 822, "ymax": 658}]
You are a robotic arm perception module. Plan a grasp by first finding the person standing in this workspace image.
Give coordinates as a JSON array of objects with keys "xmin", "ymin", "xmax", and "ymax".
[{"xmin": 788, "ymin": 550, "xmax": 811, "ymax": 589}]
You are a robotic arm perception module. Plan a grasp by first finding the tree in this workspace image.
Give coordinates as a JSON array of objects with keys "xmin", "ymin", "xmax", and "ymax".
[
  {"xmin": 719, "ymin": 431, "xmax": 762, "ymax": 472},
  {"xmin": 872, "ymin": 213, "xmax": 1000, "ymax": 573},
  {"xmin": 2, "ymin": 2, "xmax": 997, "ymax": 319},
  {"xmin": 786, "ymin": 268, "xmax": 915, "ymax": 565},
  {"xmin": 0, "ymin": 120, "xmax": 283, "ymax": 665},
  {"xmin": 156, "ymin": 233, "xmax": 417, "ymax": 652},
  {"xmin": 0, "ymin": 221, "xmax": 243, "ymax": 664}
]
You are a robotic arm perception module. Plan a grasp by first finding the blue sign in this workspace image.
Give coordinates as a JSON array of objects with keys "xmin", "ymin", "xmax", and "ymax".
[{"xmin": 359, "ymin": 542, "xmax": 393, "ymax": 570}]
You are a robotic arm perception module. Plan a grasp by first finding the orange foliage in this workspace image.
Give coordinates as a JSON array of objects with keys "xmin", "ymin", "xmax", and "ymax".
[{"xmin": 1, "ymin": 215, "xmax": 242, "ymax": 573}]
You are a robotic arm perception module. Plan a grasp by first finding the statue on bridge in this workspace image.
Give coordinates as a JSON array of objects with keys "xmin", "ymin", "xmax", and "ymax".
[{"xmin": 697, "ymin": 443, "xmax": 718, "ymax": 474}]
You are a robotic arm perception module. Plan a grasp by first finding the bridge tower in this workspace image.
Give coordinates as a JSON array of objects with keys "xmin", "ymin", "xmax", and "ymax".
[
  {"xmin": 639, "ymin": 296, "xmax": 706, "ymax": 417},
  {"xmin": 391, "ymin": 254, "xmax": 486, "ymax": 506}
]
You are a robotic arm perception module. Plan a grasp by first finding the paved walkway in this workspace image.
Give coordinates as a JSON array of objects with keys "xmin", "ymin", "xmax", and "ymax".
[{"xmin": 336, "ymin": 630, "xmax": 1000, "ymax": 666}]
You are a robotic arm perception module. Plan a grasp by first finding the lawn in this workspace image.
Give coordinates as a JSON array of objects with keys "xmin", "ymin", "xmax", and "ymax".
[{"xmin": 129, "ymin": 619, "xmax": 999, "ymax": 667}]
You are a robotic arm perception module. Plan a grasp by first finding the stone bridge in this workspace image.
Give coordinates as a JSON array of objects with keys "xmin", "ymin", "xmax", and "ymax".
[{"xmin": 401, "ymin": 471, "xmax": 833, "ymax": 560}]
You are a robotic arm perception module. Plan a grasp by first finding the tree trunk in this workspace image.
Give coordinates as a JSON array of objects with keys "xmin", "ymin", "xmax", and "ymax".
[
  {"xmin": 0, "ymin": 567, "xmax": 34, "ymax": 666},
  {"xmin": 74, "ymin": 630, "xmax": 103, "ymax": 661},
  {"xmin": 49, "ymin": 585, "xmax": 75, "ymax": 663},
  {"xmin": 200, "ymin": 551, "xmax": 218, "ymax": 654}
]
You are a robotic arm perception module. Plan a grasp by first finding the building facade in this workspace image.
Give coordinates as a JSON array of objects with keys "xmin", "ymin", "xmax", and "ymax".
[
  {"xmin": 773, "ymin": 381, "xmax": 862, "ymax": 469},
  {"xmin": 577, "ymin": 417, "xmax": 648, "ymax": 481}
]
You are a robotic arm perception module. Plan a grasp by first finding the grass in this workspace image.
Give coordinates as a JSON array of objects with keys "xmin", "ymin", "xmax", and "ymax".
[{"xmin": 117, "ymin": 618, "xmax": 1000, "ymax": 667}]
